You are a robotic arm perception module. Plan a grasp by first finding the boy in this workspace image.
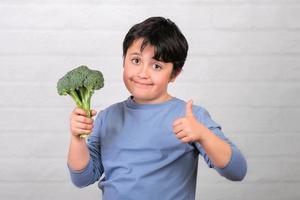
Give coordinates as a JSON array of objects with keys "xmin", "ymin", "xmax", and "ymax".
[{"xmin": 68, "ymin": 17, "xmax": 247, "ymax": 200}]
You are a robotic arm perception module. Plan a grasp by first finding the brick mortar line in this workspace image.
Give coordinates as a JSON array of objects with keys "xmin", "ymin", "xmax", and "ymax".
[
  {"xmin": 1, "ymin": 105, "xmax": 300, "ymax": 109},
  {"xmin": 2, "ymin": 29, "xmax": 300, "ymax": 33},
  {"xmin": 1, "ymin": 1, "xmax": 300, "ymax": 6},
  {"xmin": 2, "ymin": 79, "xmax": 300, "ymax": 85},
  {"xmin": 0, "ymin": 27, "xmax": 300, "ymax": 33},
  {"xmin": 1, "ymin": 54, "xmax": 300, "ymax": 58},
  {"xmin": 1, "ymin": 27, "xmax": 300, "ymax": 31},
  {"xmin": 1, "ymin": 52, "xmax": 300, "ymax": 57}
]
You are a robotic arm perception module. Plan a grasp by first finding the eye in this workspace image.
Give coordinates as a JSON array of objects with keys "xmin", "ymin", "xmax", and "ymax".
[
  {"xmin": 152, "ymin": 64, "xmax": 162, "ymax": 71},
  {"xmin": 131, "ymin": 58, "xmax": 140, "ymax": 65}
]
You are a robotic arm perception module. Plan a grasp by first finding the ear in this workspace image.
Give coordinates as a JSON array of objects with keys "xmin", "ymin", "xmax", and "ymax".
[{"xmin": 170, "ymin": 69, "xmax": 182, "ymax": 82}]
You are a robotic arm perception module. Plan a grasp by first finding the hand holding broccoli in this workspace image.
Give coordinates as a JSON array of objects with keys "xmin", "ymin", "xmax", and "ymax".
[
  {"xmin": 70, "ymin": 108, "xmax": 97, "ymax": 138},
  {"xmin": 57, "ymin": 65, "xmax": 104, "ymax": 138}
]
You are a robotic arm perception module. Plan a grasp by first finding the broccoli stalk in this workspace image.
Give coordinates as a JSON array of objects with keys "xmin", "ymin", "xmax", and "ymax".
[
  {"xmin": 77, "ymin": 86, "xmax": 92, "ymax": 117},
  {"xmin": 69, "ymin": 89, "xmax": 83, "ymax": 108},
  {"xmin": 57, "ymin": 65, "xmax": 104, "ymax": 138}
]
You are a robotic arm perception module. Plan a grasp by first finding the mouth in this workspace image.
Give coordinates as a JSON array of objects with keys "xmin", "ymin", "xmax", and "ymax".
[{"xmin": 132, "ymin": 80, "xmax": 153, "ymax": 89}]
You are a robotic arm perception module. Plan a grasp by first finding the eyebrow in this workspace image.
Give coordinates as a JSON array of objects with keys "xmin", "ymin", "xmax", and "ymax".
[
  {"xmin": 129, "ymin": 52, "xmax": 158, "ymax": 62},
  {"xmin": 128, "ymin": 52, "xmax": 164, "ymax": 63},
  {"xmin": 129, "ymin": 52, "xmax": 141, "ymax": 56}
]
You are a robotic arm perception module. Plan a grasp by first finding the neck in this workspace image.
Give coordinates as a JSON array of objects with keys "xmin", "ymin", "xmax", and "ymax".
[{"xmin": 132, "ymin": 94, "xmax": 173, "ymax": 104}]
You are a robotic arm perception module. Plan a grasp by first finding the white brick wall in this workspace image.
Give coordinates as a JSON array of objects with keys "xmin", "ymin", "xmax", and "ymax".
[{"xmin": 1, "ymin": 0, "xmax": 299, "ymax": 199}]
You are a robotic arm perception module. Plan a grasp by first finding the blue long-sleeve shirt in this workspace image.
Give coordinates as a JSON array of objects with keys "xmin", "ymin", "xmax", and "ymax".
[{"xmin": 68, "ymin": 97, "xmax": 247, "ymax": 200}]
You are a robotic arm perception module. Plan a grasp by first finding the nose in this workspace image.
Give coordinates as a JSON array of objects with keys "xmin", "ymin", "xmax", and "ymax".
[{"xmin": 137, "ymin": 64, "xmax": 148, "ymax": 79}]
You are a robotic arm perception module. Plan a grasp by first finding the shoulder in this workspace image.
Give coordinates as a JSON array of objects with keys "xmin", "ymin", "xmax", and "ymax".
[
  {"xmin": 176, "ymin": 98, "xmax": 220, "ymax": 128},
  {"xmin": 175, "ymin": 98, "xmax": 210, "ymax": 118},
  {"xmin": 192, "ymin": 104, "xmax": 221, "ymax": 129},
  {"xmin": 192, "ymin": 104, "xmax": 211, "ymax": 120}
]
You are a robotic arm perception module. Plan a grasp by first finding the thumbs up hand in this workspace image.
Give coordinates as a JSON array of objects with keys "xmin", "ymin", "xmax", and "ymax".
[{"xmin": 173, "ymin": 100, "xmax": 209, "ymax": 143}]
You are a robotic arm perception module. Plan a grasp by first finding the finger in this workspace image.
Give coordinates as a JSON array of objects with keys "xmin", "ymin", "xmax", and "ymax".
[
  {"xmin": 181, "ymin": 136, "xmax": 192, "ymax": 143},
  {"xmin": 72, "ymin": 128, "xmax": 92, "ymax": 136},
  {"xmin": 73, "ymin": 107, "xmax": 88, "ymax": 116},
  {"xmin": 185, "ymin": 100, "xmax": 194, "ymax": 117},
  {"xmin": 70, "ymin": 122, "xmax": 92, "ymax": 135},
  {"xmin": 74, "ymin": 115, "xmax": 94, "ymax": 124},
  {"xmin": 175, "ymin": 130, "xmax": 186, "ymax": 139},
  {"xmin": 173, "ymin": 123, "xmax": 184, "ymax": 134},
  {"xmin": 91, "ymin": 109, "xmax": 97, "ymax": 117},
  {"xmin": 173, "ymin": 118, "xmax": 183, "ymax": 127},
  {"xmin": 75, "ymin": 122, "xmax": 94, "ymax": 131}
]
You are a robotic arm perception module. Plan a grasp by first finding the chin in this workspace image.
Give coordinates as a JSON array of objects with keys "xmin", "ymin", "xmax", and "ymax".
[
  {"xmin": 131, "ymin": 93, "xmax": 155, "ymax": 103},
  {"xmin": 132, "ymin": 93, "xmax": 151, "ymax": 100}
]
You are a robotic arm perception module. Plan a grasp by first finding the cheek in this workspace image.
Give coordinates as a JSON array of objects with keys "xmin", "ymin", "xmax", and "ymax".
[
  {"xmin": 123, "ymin": 70, "xmax": 131, "ymax": 87},
  {"xmin": 123, "ymin": 67, "xmax": 135, "ymax": 88},
  {"xmin": 123, "ymin": 65, "xmax": 129, "ymax": 82},
  {"xmin": 123, "ymin": 60, "xmax": 135, "ymax": 74},
  {"xmin": 123, "ymin": 68, "xmax": 133, "ymax": 81},
  {"xmin": 123, "ymin": 71, "xmax": 132, "ymax": 91},
  {"xmin": 152, "ymin": 75, "xmax": 170, "ymax": 87},
  {"xmin": 123, "ymin": 63, "xmax": 131, "ymax": 76}
]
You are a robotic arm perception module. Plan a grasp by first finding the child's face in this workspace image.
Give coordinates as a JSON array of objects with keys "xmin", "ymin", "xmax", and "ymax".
[{"xmin": 123, "ymin": 39, "xmax": 177, "ymax": 104}]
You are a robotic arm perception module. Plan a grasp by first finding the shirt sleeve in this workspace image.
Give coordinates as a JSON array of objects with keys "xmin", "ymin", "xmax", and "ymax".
[
  {"xmin": 193, "ymin": 107, "xmax": 247, "ymax": 181},
  {"xmin": 68, "ymin": 111, "xmax": 105, "ymax": 188}
]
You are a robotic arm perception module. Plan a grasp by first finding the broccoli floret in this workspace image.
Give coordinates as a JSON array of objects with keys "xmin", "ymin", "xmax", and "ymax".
[{"xmin": 57, "ymin": 65, "xmax": 104, "ymax": 138}]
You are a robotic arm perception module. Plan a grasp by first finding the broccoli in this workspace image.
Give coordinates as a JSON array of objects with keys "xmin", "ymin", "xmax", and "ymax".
[{"xmin": 57, "ymin": 65, "xmax": 104, "ymax": 138}]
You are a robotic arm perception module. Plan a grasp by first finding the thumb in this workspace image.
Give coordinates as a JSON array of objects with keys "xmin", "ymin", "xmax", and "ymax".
[
  {"xmin": 185, "ymin": 100, "xmax": 194, "ymax": 117},
  {"xmin": 91, "ymin": 109, "xmax": 97, "ymax": 117}
]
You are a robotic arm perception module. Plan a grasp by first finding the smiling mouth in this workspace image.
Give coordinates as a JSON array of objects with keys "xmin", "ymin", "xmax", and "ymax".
[{"xmin": 132, "ymin": 80, "xmax": 153, "ymax": 88}]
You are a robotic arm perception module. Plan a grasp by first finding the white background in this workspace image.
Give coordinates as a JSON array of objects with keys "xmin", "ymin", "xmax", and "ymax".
[{"xmin": 0, "ymin": 0, "xmax": 300, "ymax": 199}]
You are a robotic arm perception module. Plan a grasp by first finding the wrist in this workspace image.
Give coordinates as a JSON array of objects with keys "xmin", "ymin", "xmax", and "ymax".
[
  {"xmin": 196, "ymin": 126, "xmax": 213, "ymax": 144},
  {"xmin": 71, "ymin": 133, "xmax": 85, "ymax": 143}
]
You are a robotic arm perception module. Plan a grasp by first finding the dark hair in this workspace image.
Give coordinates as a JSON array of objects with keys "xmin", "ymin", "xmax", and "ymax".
[{"xmin": 123, "ymin": 16, "xmax": 189, "ymax": 78}]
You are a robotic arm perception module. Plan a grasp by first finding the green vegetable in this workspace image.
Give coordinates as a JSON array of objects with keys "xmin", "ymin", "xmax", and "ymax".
[{"xmin": 57, "ymin": 65, "xmax": 104, "ymax": 138}]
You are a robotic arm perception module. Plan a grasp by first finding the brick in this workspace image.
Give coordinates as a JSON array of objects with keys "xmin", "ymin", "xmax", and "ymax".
[
  {"xmin": 0, "ymin": 4, "xmax": 211, "ymax": 31},
  {"xmin": 196, "ymin": 182, "xmax": 300, "ymax": 200},
  {"xmin": 285, "ymin": 5, "xmax": 300, "ymax": 28},
  {"xmin": 0, "ymin": 5, "xmax": 141, "ymax": 31},
  {"xmin": 229, "ymin": 133, "xmax": 300, "ymax": 157},
  {"xmin": 211, "ymin": 5, "xmax": 286, "ymax": 29},
  {"xmin": 0, "ymin": 182, "xmax": 99, "ymax": 200},
  {"xmin": 207, "ymin": 107, "xmax": 300, "ymax": 133},
  {"xmin": 246, "ymin": 158, "xmax": 300, "ymax": 182},
  {"xmin": 0, "ymin": 132, "xmax": 69, "ymax": 158},
  {"xmin": 1, "ymin": 0, "xmax": 300, "ymax": 4},
  {"xmin": 0, "ymin": 30, "xmax": 124, "ymax": 56},
  {"xmin": 0, "ymin": 158, "xmax": 68, "ymax": 182},
  {"xmin": 188, "ymin": 30, "xmax": 300, "ymax": 55},
  {"xmin": 0, "ymin": 0, "xmax": 205, "ymax": 5},
  {"xmin": 197, "ymin": 147, "xmax": 300, "ymax": 183},
  {"xmin": 0, "ymin": 0, "xmax": 269, "ymax": 5},
  {"xmin": 0, "ymin": 56, "xmax": 123, "ymax": 82},
  {"xmin": 170, "ymin": 82, "xmax": 300, "ymax": 107},
  {"xmin": 182, "ymin": 56, "xmax": 300, "ymax": 82},
  {"xmin": 0, "ymin": 108, "xmax": 70, "ymax": 132},
  {"xmin": 280, "ymin": 182, "xmax": 300, "ymax": 200}
]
